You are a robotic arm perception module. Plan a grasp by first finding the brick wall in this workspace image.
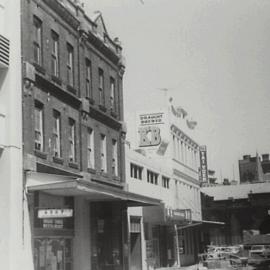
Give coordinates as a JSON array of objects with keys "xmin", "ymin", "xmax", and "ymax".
[{"xmin": 22, "ymin": 0, "xmax": 125, "ymax": 184}]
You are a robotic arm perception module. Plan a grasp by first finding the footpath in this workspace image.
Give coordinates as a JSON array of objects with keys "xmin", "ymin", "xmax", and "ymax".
[{"xmin": 156, "ymin": 263, "xmax": 252, "ymax": 270}]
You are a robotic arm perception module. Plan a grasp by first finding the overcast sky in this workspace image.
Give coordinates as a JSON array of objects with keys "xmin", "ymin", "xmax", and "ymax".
[{"xmin": 85, "ymin": 0, "xmax": 270, "ymax": 182}]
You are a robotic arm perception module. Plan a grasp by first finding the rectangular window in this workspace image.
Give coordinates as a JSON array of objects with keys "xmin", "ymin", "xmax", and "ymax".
[
  {"xmin": 110, "ymin": 77, "xmax": 116, "ymax": 111},
  {"xmin": 34, "ymin": 102, "xmax": 44, "ymax": 151},
  {"xmin": 67, "ymin": 43, "xmax": 74, "ymax": 86},
  {"xmin": 52, "ymin": 110, "xmax": 61, "ymax": 157},
  {"xmin": 33, "ymin": 16, "xmax": 42, "ymax": 65},
  {"xmin": 100, "ymin": 134, "xmax": 107, "ymax": 172},
  {"xmin": 68, "ymin": 118, "xmax": 76, "ymax": 162},
  {"xmin": 130, "ymin": 163, "xmax": 143, "ymax": 180},
  {"xmin": 85, "ymin": 59, "xmax": 92, "ymax": 98},
  {"xmin": 162, "ymin": 176, "xmax": 170, "ymax": 189},
  {"xmin": 51, "ymin": 31, "xmax": 59, "ymax": 77},
  {"xmin": 87, "ymin": 128, "xmax": 95, "ymax": 169},
  {"xmin": 147, "ymin": 170, "xmax": 159, "ymax": 185},
  {"xmin": 112, "ymin": 139, "xmax": 118, "ymax": 176},
  {"xmin": 98, "ymin": 68, "xmax": 104, "ymax": 105}
]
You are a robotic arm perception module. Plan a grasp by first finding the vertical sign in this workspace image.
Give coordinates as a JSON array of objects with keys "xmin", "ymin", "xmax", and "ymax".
[{"xmin": 199, "ymin": 145, "xmax": 208, "ymax": 183}]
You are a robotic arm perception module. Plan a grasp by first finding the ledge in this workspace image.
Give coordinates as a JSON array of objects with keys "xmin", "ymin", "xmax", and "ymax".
[
  {"xmin": 67, "ymin": 84, "xmax": 77, "ymax": 95},
  {"xmin": 68, "ymin": 161, "xmax": 79, "ymax": 169},
  {"xmin": 34, "ymin": 150, "xmax": 47, "ymax": 160},
  {"xmin": 35, "ymin": 74, "xmax": 81, "ymax": 108},
  {"xmin": 89, "ymin": 105, "xmax": 121, "ymax": 131},
  {"xmin": 51, "ymin": 75, "xmax": 62, "ymax": 86},
  {"xmin": 86, "ymin": 97, "xmax": 95, "ymax": 105},
  {"xmin": 87, "ymin": 168, "xmax": 96, "ymax": 174},
  {"xmin": 99, "ymin": 104, "xmax": 107, "ymax": 112},
  {"xmin": 100, "ymin": 171, "xmax": 109, "ymax": 178},
  {"xmin": 110, "ymin": 110, "xmax": 117, "ymax": 118},
  {"xmin": 112, "ymin": 175, "xmax": 121, "ymax": 182},
  {"xmin": 33, "ymin": 63, "xmax": 46, "ymax": 75},
  {"xmin": 53, "ymin": 156, "xmax": 64, "ymax": 165}
]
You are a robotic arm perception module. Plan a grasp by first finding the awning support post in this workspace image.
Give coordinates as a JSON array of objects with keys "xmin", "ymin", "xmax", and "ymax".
[{"xmin": 174, "ymin": 224, "xmax": 181, "ymax": 267}]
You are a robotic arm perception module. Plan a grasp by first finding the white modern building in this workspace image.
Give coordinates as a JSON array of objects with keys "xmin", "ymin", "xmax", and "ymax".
[
  {"xmin": 126, "ymin": 97, "xmax": 203, "ymax": 269},
  {"xmin": 0, "ymin": 0, "xmax": 26, "ymax": 269}
]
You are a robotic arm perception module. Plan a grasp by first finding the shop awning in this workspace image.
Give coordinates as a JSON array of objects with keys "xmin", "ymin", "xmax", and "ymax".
[
  {"xmin": 26, "ymin": 172, "xmax": 161, "ymax": 207},
  {"xmin": 177, "ymin": 220, "xmax": 225, "ymax": 230}
]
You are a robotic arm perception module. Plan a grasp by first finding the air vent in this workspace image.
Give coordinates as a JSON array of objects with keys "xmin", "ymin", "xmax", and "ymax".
[{"xmin": 0, "ymin": 34, "xmax": 9, "ymax": 68}]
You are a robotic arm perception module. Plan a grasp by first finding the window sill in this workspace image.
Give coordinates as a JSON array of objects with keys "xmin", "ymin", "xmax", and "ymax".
[
  {"xmin": 51, "ymin": 75, "xmax": 62, "ymax": 86},
  {"xmin": 110, "ymin": 110, "xmax": 117, "ymax": 118},
  {"xmin": 112, "ymin": 175, "xmax": 120, "ymax": 182},
  {"xmin": 100, "ymin": 171, "xmax": 109, "ymax": 177},
  {"xmin": 53, "ymin": 156, "xmax": 64, "ymax": 165},
  {"xmin": 33, "ymin": 63, "xmax": 46, "ymax": 75},
  {"xmin": 67, "ymin": 84, "xmax": 77, "ymax": 95},
  {"xmin": 87, "ymin": 168, "xmax": 96, "ymax": 174},
  {"xmin": 86, "ymin": 97, "xmax": 95, "ymax": 105},
  {"xmin": 68, "ymin": 161, "xmax": 79, "ymax": 169},
  {"xmin": 99, "ymin": 104, "xmax": 107, "ymax": 112},
  {"xmin": 34, "ymin": 149, "xmax": 47, "ymax": 159}
]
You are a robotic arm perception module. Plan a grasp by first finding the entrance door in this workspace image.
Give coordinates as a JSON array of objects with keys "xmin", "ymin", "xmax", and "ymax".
[
  {"xmin": 34, "ymin": 238, "xmax": 72, "ymax": 270},
  {"xmin": 130, "ymin": 233, "xmax": 142, "ymax": 270}
]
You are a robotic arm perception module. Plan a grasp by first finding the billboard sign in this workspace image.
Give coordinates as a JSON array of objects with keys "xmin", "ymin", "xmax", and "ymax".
[
  {"xmin": 199, "ymin": 145, "xmax": 208, "ymax": 183},
  {"xmin": 137, "ymin": 112, "xmax": 169, "ymax": 155}
]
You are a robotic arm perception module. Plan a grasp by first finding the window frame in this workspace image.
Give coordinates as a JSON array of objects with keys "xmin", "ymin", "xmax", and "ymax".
[
  {"xmin": 110, "ymin": 77, "xmax": 116, "ymax": 111},
  {"xmin": 147, "ymin": 170, "xmax": 159, "ymax": 185},
  {"xmin": 51, "ymin": 31, "xmax": 60, "ymax": 77},
  {"xmin": 98, "ymin": 68, "xmax": 105, "ymax": 105},
  {"xmin": 162, "ymin": 176, "xmax": 170, "ymax": 189},
  {"xmin": 130, "ymin": 163, "xmax": 143, "ymax": 180},
  {"xmin": 85, "ymin": 59, "xmax": 92, "ymax": 98},
  {"xmin": 34, "ymin": 101, "xmax": 44, "ymax": 152},
  {"xmin": 112, "ymin": 139, "xmax": 118, "ymax": 176},
  {"xmin": 33, "ymin": 16, "xmax": 42, "ymax": 66},
  {"xmin": 52, "ymin": 110, "xmax": 61, "ymax": 158},
  {"xmin": 67, "ymin": 43, "xmax": 74, "ymax": 86},
  {"xmin": 87, "ymin": 128, "xmax": 95, "ymax": 169},
  {"xmin": 68, "ymin": 118, "xmax": 76, "ymax": 162},
  {"xmin": 100, "ymin": 134, "xmax": 107, "ymax": 172}
]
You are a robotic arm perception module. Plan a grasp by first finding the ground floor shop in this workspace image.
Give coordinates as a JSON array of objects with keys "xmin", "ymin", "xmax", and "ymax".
[
  {"xmin": 25, "ymin": 172, "xmax": 160, "ymax": 270},
  {"xmin": 128, "ymin": 206, "xmax": 202, "ymax": 270}
]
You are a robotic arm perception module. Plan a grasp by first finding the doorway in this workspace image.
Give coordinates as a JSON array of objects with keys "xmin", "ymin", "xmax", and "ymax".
[{"xmin": 130, "ymin": 233, "xmax": 142, "ymax": 270}]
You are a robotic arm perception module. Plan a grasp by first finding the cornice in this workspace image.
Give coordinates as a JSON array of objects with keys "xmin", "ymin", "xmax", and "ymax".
[{"xmin": 42, "ymin": 0, "xmax": 80, "ymax": 30}]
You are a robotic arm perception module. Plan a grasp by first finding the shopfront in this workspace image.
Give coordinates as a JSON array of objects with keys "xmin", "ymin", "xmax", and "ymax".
[
  {"xmin": 91, "ymin": 202, "xmax": 124, "ymax": 270},
  {"xmin": 26, "ymin": 172, "xmax": 160, "ymax": 270},
  {"xmin": 33, "ymin": 192, "xmax": 74, "ymax": 270}
]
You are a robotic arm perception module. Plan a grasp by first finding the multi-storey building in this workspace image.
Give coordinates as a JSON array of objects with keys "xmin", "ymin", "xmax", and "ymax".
[
  {"xmin": 201, "ymin": 182, "xmax": 270, "ymax": 245},
  {"xmin": 21, "ymin": 1, "xmax": 158, "ymax": 270},
  {"xmin": 239, "ymin": 154, "xmax": 262, "ymax": 183},
  {"xmin": 0, "ymin": 0, "xmax": 23, "ymax": 269},
  {"xmin": 125, "ymin": 97, "xmax": 203, "ymax": 267}
]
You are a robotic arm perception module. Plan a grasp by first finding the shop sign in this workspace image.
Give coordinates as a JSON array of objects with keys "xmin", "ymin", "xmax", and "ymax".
[
  {"xmin": 43, "ymin": 218, "xmax": 64, "ymax": 229},
  {"xmin": 199, "ymin": 145, "xmax": 208, "ymax": 183},
  {"xmin": 38, "ymin": 208, "xmax": 73, "ymax": 219},
  {"xmin": 173, "ymin": 209, "xmax": 192, "ymax": 221},
  {"xmin": 167, "ymin": 208, "xmax": 192, "ymax": 222}
]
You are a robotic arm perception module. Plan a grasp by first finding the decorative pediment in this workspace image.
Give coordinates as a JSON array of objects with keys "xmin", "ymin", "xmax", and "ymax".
[{"xmin": 91, "ymin": 11, "xmax": 108, "ymax": 39}]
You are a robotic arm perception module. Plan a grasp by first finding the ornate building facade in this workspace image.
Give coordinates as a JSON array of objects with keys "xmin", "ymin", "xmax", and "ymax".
[{"xmin": 21, "ymin": 1, "xmax": 157, "ymax": 270}]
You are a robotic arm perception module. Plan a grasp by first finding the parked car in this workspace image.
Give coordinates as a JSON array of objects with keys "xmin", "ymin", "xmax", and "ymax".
[
  {"xmin": 248, "ymin": 253, "xmax": 270, "ymax": 268},
  {"xmin": 249, "ymin": 245, "xmax": 270, "ymax": 257}
]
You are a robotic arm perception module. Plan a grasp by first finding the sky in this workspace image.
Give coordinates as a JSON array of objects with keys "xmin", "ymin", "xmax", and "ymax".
[{"xmin": 85, "ymin": 0, "xmax": 270, "ymax": 182}]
